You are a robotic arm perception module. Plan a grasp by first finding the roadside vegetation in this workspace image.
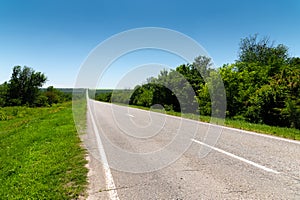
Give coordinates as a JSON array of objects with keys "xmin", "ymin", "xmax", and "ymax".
[
  {"xmin": 0, "ymin": 67, "xmax": 87, "ymax": 199},
  {"xmin": 0, "ymin": 66, "xmax": 72, "ymax": 107},
  {"xmin": 0, "ymin": 102, "xmax": 88, "ymax": 199},
  {"xmin": 95, "ymin": 35, "xmax": 300, "ymax": 139}
]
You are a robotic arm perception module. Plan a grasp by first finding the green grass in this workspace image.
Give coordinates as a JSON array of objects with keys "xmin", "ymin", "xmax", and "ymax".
[
  {"xmin": 0, "ymin": 102, "xmax": 88, "ymax": 199},
  {"xmin": 115, "ymin": 103, "xmax": 300, "ymax": 141},
  {"xmin": 223, "ymin": 118, "xmax": 300, "ymax": 140}
]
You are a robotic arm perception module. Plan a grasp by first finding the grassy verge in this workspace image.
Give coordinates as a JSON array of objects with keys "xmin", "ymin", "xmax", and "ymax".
[
  {"xmin": 114, "ymin": 103, "xmax": 300, "ymax": 141},
  {"xmin": 0, "ymin": 102, "xmax": 88, "ymax": 199}
]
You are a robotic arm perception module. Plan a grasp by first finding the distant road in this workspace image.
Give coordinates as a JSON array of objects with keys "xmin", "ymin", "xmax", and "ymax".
[{"xmin": 85, "ymin": 99, "xmax": 300, "ymax": 200}]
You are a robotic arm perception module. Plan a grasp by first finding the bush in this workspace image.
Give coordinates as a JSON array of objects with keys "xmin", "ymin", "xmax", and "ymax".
[
  {"xmin": 96, "ymin": 92, "xmax": 112, "ymax": 102},
  {"xmin": 35, "ymin": 94, "xmax": 49, "ymax": 107}
]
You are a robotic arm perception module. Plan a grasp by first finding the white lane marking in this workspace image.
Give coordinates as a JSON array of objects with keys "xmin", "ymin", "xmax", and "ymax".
[
  {"xmin": 192, "ymin": 139, "xmax": 280, "ymax": 174},
  {"xmin": 87, "ymin": 99, "xmax": 120, "ymax": 200},
  {"xmin": 93, "ymin": 100, "xmax": 300, "ymax": 145},
  {"xmin": 126, "ymin": 113, "xmax": 135, "ymax": 118}
]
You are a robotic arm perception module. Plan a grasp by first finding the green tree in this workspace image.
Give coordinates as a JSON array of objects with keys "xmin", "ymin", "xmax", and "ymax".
[
  {"xmin": 197, "ymin": 83, "xmax": 211, "ymax": 116},
  {"xmin": 238, "ymin": 34, "xmax": 288, "ymax": 76},
  {"xmin": 96, "ymin": 92, "xmax": 112, "ymax": 102},
  {"xmin": 273, "ymin": 61, "xmax": 300, "ymax": 128},
  {"xmin": 110, "ymin": 89, "xmax": 132, "ymax": 104},
  {"xmin": 166, "ymin": 70, "xmax": 197, "ymax": 113},
  {"xmin": 44, "ymin": 86, "xmax": 64, "ymax": 106},
  {"xmin": 222, "ymin": 35, "xmax": 300, "ymax": 128},
  {"xmin": 192, "ymin": 55, "xmax": 212, "ymax": 80},
  {"xmin": 0, "ymin": 82, "xmax": 8, "ymax": 107},
  {"xmin": 219, "ymin": 64, "xmax": 240, "ymax": 117},
  {"xmin": 175, "ymin": 56, "xmax": 212, "ymax": 96},
  {"xmin": 129, "ymin": 57, "xmax": 214, "ymax": 114},
  {"xmin": 7, "ymin": 66, "xmax": 47, "ymax": 106}
]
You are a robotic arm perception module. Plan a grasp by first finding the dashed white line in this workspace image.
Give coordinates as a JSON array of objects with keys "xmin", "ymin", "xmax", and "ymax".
[
  {"xmin": 192, "ymin": 139, "xmax": 280, "ymax": 174},
  {"xmin": 87, "ymin": 96, "xmax": 120, "ymax": 200},
  {"xmin": 90, "ymin": 100, "xmax": 285, "ymax": 175},
  {"xmin": 126, "ymin": 113, "xmax": 135, "ymax": 118},
  {"xmin": 94, "ymin": 100, "xmax": 300, "ymax": 145}
]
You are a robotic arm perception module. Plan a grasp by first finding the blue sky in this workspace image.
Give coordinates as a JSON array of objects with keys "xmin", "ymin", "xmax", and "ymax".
[{"xmin": 0, "ymin": 0, "xmax": 299, "ymax": 88}]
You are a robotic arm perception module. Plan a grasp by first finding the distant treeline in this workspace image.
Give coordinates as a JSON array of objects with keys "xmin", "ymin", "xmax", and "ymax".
[
  {"xmin": 96, "ymin": 35, "xmax": 300, "ymax": 129},
  {"xmin": 0, "ymin": 66, "xmax": 71, "ymax": 107},
  {"xmin": 40, "ymin": 88, "xmax": 74, "ymax": 94}
]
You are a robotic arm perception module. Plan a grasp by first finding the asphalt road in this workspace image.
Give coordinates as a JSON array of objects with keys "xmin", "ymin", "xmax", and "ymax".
[{"xmin": 83, "ymin": 99, "xmax": 300, "ymax": 200}]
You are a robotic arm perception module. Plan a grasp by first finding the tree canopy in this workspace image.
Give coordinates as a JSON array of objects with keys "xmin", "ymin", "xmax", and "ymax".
[
  {"xmin": 97, "ymin": 35, "xmax": 300, "ymax": 129},
  {"xmin": 6, "ymin": 66, "xmax": 47, "ymax": 106}
]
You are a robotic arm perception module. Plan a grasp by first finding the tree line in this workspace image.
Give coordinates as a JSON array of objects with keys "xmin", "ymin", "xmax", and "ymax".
[
  {"xmin": 0, "ymin": 66, "xmax": 71, "ymax": 107},
  {"xmin": 96, "ymin": 35, "xmax": 300, "ymax": 129}
]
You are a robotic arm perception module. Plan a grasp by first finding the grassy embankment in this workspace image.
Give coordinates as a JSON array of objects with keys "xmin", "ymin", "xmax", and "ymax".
[
  {"xmin": 124, "ymin": 104, "xmax": 300, "ymax": 140},
  {"xmin": 0, "ymin": 102, "xmax": 88, "ymax": 199}
]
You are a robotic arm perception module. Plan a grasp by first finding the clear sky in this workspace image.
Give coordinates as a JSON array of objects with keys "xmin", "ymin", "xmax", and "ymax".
[{"xmin": 0, "ymin": 0, "xmax": 299, "ymax": 88}]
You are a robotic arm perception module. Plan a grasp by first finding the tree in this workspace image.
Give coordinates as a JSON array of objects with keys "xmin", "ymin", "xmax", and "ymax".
[
  {"xmin": 273, "ymin": 62, "xmax": 300, "ymax": 128},
  {"xmin": 238, "ymin": 34, "xmax": 288, "ymax": 76},
  {"xmin": 44, "ymin": 86, "xmax": 64, "ymax": 106},
  {"xmin": 0, "ymin": 82, "xmax": 8, "ymax": 107},
  {"xmin": 175, "ymin": 56, "xmax": 212, "ymax": 96},
  {"xmin": 192, "ymin": 55, "xmax": 212, "ymax": 79},
  {"xmin": 7, "ymin": 66, "xmax": 47, "ymax": 106},
  {"xmin": 128, "ymin": 56, "xmax": 214, "ymax": 114},
  {"xmin": 110, "ymin": 89, "xmax": 132, "ymax": 104},
  {"xmin": 166, "ymin": 69, "xmax": 197, "ymax": 113},
  {"xmin": 219, "ymin": 64, "xmax": 240, "ymax": 117},
  {"xmin": 197, "ymin": 83, "xmax": 211, "ymax": 116},
  {"xmin": 223, "ymin": 35, "xmax": 300, "ymax": 128},
  {"xmin": 96, "ymin": 91, "xmax": 112, "ymax": 102}
]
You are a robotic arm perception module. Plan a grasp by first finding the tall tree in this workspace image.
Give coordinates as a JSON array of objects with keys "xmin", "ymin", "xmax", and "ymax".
[
  {"xmin": 7, "ymin": 66, "xmax": 47, "ymax": 106},
  {"xmin": 238, "ymin": 34, "xmax": 288, "ymax": 76}
]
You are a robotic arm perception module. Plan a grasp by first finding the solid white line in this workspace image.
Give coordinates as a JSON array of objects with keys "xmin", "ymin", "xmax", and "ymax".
[
  {"xmin": 93, "ymin": 100, "xmax": 300, "ymax": 145},
  {"xmin": 87, "ymin": 98, "xmax": 120, "ymax": 200},
  {"xmin": 191, "ymin": 139, "xmax": 280, "ymax": 174}
]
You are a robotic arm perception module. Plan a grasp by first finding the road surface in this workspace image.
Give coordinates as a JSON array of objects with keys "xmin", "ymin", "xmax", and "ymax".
[{"xmin": 83, "ymin": 99, "xmax": 300, "ymax": 200}]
